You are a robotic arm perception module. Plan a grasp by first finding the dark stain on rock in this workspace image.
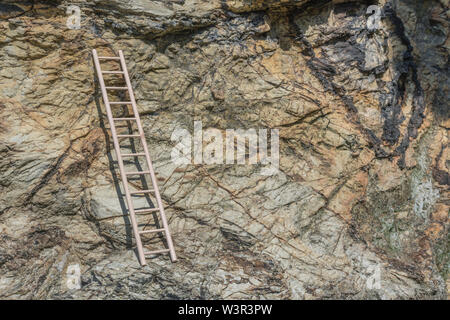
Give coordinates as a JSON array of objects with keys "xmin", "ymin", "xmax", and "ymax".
[
  {"xmin": 383, "ymin": 3, "xmax": 426, "ymax": 168},
  {"xmin": 0, "ymin": 226, "xmax": 67, "ymax": 270},
  {"xmin": 432, "ymin": 146, "xmax": 450, "ymax": 186},
  {"xmin": 64, "ymin": 139, "xmax": 102, "ymax": 177},
  {"xmin": 25, "ymin": 145, "xmax": 71, "ymax": 204},
  {"xmin": 431, "ymin": 80, "xmax": 450, "ymax": 120},
  {"xmin": 285, "ymin": 2, "xmax": 429, "ymax": 167},
  {"xmin": 220, "ymin": 227, "xmax": 257, "ymax": 251},
  {"xmin": 26, "ymin": 226, "xmax": 66, "ymax": 250},
  {"xmin": 0, "ymin": 3, "xmax": 25, "ymax": 19},
  {"xmin": 287, "ymin": 9, "xmax": 389, "ymax": 159}
]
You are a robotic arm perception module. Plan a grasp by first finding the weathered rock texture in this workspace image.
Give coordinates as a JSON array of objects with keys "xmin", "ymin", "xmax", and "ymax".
[{"xmin": 0, "ymin": 0, "xmax": 448, "ymax": 299}]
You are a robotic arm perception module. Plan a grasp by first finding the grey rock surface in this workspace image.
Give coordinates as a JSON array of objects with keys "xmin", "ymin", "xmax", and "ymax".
[{"xmin": 0, "ymin": 0, "xmax": 448, "ymax": 299}]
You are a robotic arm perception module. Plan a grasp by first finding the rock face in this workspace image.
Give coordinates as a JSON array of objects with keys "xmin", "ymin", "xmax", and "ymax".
[{"xmin": 0, "ymin": 0, "xmax": 448, "ymax": 299}]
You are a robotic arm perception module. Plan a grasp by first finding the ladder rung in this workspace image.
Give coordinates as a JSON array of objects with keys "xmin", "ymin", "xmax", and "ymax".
[
  {"xmin": 117, "ymin": 134, "xmax": 140, "ymax": 138},
  {"xmin": 109, "ymin": 101, "xmax": 132, "ymax": 105},
  {"xmin": 139, "ymin": 228, "xmax": 164, "ymax": 235},
  {"xmin": 130, "ymin": 189, "xmax": 154, "ymax": 194},
  {"xmin": 102, "ymin": 70, "xmax": 124, "ymax": 74},
  {"xmin": 125, "ymin": 170, "xmax": 150, "ymax": 175},
  {"xmin": 134, "ymin": 208, "xmax": 160, "ymax": 214},
  {"xmin": 121, "ymin": 153, "xmax": 145, "ymax": 157},
  {"xmin": 98, "ymin": 56, "xmax": 120, "ymax": 60},
  {"xmin": 113, "ymin": 117, "xmax": 136, "ymax": 121},
  {"xmin": 143, "ymin": 249, "xmax": 170, "ymax": 255},
  {"xmin": 105, "ymin": 86, "xmax": 128, "ymax": 90}
]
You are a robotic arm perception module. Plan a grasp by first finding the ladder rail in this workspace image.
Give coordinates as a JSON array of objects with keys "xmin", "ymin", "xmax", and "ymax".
[
  {"xmin": 118, "ymin": 50, "xmax": 177, "ymax": 262},
  {"xmin": 92, "ymin": 49, "xmax": 147, "ymax": 266}
]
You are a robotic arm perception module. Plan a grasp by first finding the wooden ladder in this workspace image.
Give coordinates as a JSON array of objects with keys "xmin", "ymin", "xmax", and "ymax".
[{"xmin": 92, "ymin": 49, "xmax": 176, "ymax": 266}]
